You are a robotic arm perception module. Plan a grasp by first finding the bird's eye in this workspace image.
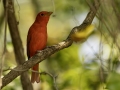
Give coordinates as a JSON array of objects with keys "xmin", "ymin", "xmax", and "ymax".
[{"xmin": 40, "ymin": 13, "xmax": 44, "ymax": 16}]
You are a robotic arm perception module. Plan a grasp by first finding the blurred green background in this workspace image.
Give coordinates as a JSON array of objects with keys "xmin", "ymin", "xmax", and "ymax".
[{"xmin": 1, "ymin": 0, "xmax": 120, "ymax": 90}]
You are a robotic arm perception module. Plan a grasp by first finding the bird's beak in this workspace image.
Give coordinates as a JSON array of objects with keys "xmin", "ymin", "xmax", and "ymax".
[{"xmin": 47, "ymin": 12, "xmax": 53, "ymax": 16}]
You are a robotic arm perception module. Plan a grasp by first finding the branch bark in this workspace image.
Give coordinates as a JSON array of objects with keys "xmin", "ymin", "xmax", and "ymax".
[
  {"xmin": 3, "ymin": 0, "xmax": 33, "ymax": 90},
  {"xmin": 1, "ymin": 0, "xmax": 100, "ymax": 89}
]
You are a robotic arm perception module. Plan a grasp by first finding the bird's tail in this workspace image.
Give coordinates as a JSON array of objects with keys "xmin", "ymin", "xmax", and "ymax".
[{"xmin": 31, "ymin": 64, "xmax": 40, "ymax": 83}]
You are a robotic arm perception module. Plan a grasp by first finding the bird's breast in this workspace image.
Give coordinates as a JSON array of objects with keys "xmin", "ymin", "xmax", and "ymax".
[{"xmin": 28, "ymin": 30, "xmax": 47, "ymax": 57}]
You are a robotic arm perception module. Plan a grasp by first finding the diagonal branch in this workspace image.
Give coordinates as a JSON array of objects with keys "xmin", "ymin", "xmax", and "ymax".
[{"xmin": 1, "ymin": 0, "xmax": 100, "ymax": 89}]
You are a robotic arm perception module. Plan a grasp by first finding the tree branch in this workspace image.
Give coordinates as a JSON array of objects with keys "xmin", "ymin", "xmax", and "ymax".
[{"xmin": 1, "ymin": 0, "xmax": 100, "ymax": 89}]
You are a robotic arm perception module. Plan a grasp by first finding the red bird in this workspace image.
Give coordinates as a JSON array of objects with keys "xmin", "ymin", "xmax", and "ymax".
[{"xmin": 27, "ymin": 11, "xmax": 52, "ymax": 83}]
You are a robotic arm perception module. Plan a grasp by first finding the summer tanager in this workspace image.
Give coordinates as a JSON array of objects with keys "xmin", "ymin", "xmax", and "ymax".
[{"xmin": 27, "ymin": 11, "xmax": 52, "ymax": 83}]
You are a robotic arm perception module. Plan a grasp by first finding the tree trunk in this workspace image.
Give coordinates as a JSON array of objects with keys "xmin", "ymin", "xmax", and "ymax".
[{"xmin": 3, "ymin": 0, "xmax": 33, "ymax": 90}]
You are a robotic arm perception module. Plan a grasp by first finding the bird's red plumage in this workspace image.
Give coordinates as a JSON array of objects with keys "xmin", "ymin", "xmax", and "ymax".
[{"xmin": 27, "ymin": 11, "xmax": 52, "ymax": 83}]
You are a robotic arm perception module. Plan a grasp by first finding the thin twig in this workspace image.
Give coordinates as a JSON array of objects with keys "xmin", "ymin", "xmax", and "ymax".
[
  {"xmin": 0, "ymin": 0, "xmax": 8, "ymax": 89},
  {"xmin": 40, "ymin": 72, "xmax": 58, "ymax": 90},
  {"xmin": 3, "ymin": 67, "xmax": 11, "ymax": 72},
  {"xmin": 2, "ymin": 67, "xmax": 59, "ymax": 90},
  {"xmin": 31, "ymin": 70, "xmax": 58, "ymax": 90}
]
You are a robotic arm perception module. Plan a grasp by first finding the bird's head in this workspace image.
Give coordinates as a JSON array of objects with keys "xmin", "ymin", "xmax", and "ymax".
[{"xmin": 35, "ymin": 11, "xmax": 53, "ymax": 25}]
